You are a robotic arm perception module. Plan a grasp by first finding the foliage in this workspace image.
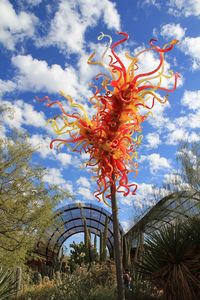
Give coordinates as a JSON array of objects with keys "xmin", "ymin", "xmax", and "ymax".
[
  {"xmin": 68, "ymin": 241, "xmax": 86, "ymax": 272},
  {"xmin": 177, "ymin": 141, "xmax": 200, "ymax": 192},
  {"xmin": 0, "ymin": 133, "xmax": 70, "ymax": 267},
  {"xmin": 136, "ymin": 221, "xmax": 200, "ymax": 300},
  {"xmin": 0, "ymin": 266, "xmax": 17, "ymax": 300},
  {"xmin": 163, "ymin": 141, "xmax": 200, "ymax": 194},
  {"xmin": 68, "ymin": 241, "xmax": 99, "ymax": 272},
  {"xmin": 17, "ymin": 262, "xmax": 117, "ymax": 300}
]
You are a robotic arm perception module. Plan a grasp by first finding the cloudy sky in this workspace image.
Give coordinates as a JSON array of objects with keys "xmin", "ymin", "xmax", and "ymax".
[{"xmin": 0, "ymin": 0, "xmax": 200, "ymax": 234}]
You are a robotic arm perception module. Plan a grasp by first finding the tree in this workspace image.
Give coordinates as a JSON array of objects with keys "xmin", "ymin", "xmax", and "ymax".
[
  {"xmin": 177, "ymin": 141, "xmax": 200, "ymax": 193},
  {"xmin": 0, "ymin": 133, "xmax": 70, "ymax": 267}
]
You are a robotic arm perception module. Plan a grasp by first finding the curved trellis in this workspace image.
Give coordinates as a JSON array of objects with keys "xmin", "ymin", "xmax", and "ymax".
[{"xmin": 36, "ymin": 202, "xmax": 124, "ymax": 261}]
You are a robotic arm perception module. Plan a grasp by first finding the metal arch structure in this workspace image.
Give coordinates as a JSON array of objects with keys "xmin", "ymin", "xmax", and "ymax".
[
  {"xmin": 36, "ymin": 202, "xmax": 124, "ymax": 262},
  {"xmin": 125, "ymin": 190, "xmax": 200, "ymax": 247}
]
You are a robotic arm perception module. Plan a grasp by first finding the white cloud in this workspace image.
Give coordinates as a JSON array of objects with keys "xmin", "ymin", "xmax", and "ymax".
[
  {"xmin": 144, "ymin": 95, "xmax": 171, "ymax": 129},
  {"xmin": 11, "ymin": 54, "xmax": 96, "ymax": 102},
  {"xmin": 57, "ymin": 152, "xmax": 72, "ymax": 167},
  {"xmin": 0, "ymin": 0, "xmax": 38, "ymax": 50},
  {"xmin": 142, "ymin": 0, "xmax": 161, "ymax": 9},
  {"xmin": 36, "ymin": 0, "xmax": 120, "ymax": 54},
  {"xmin": 180, "ymin": 37, "xmax": 200, "ymax": 70},
  {"xmin": 142, "ymin": 0, "xmax": 200, "ymax": 18},
  {"xmin": 140, "ymin": 153, "xmax": 171, "ymax": 174},
  {"xmin": 43, "ymin": 168, "xmax": 65, "ymax": 185},
  {"xmin": 28, "ymin": 134, "xmax": 52, "ymax": 159},
  {"xmin": 135, "ymin": 183, "xmax": 156, "ymax": 208},
  {"xmin": 22, "ymin": 0, "xmax": 42, "ymax": 6},
  {"xmin": 121, "ymin": 220, "xmax": 132, "ymax": 233},
  {"xmin": 12, "ymin": 55, "xmax": 82, "ymax": 97},
  {"xmin": 2, "ymin": 100, "xmax": 46, "ymax": 130},
  {"xmin": 127, "ymin": 183, "xmax": 168, "ymax": 210},
  {"xmin": 42, "ymin": 168, "xmax": 73, "ymax": 194},
  {"xmin": 63, "ymin": 182, "xmax": 74, "ymax": 194},
  {"xmin": 164, "ymin": 90, "xmax": 200, "ymax": 145},
  {"xmin": 145, "ymin": 132, "xmax": 161, "ymax": 149},
  {"xmin": 77, "ymin": 50, "xmax": 102, "ymax": 85},
  {"xmin": 119, "ymin": 190, "xmax": 136, "ymax": 207},
  {"xmin": 160, "ymin": 23, "xmax": 186, "ymax": 40},
  {"xmin": 159, "ymin": 25, "xmax": 200, "ymax": 71},
  {"xmin": 189, "ymin": 111, "xmax": 200, "ymax": 129},
  {"xmin": 28, "ymin": 134, "xmax": 73, "ymax": 167},
  {"xmin": 77, "ymin": 187, "xmax": 94, "ymax": 201},
  {"xmin": 165, "ymin": 127, "xmax": 186, "ymax": 145},
  {"xmin": 166, "ymin": 126, "xmax": 200, "ymax": 145},
  {"xmin": 181, "ymin": 90, "xmax": 200, "ymax": 110},
  {"xmin": 168, "ymin": 0, "xmax": 200, "ymax": 17},
  {"xmin": 0, "ymin": 80, "xmax": 16, "ymax": 97},
  {"xmin": 77, "ymin": 176, "xmax": 91, "ymax": 188}
]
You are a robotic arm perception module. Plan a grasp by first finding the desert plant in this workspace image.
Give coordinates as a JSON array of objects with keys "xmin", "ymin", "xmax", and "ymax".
[
  {"xmin": 18, "ymin": 262, "xmax": 117, "ymax": 300},
  {"xmin": 94, "ymin": 233, "xmax": 97, "ymax": 250},
  {"xmin": 186, "ymin": 217, "xmax": 200, "ymax": 250},
  {"xmin": 136, "ymin": 222, "xmax": 200, "ymax": 300},
  {"xmin": 99, "ymin": 232, "xmax": 103, "ymax": 262},
  {"xmin": 15, "ymin": 267, "xmax": 22, "ymax": 295},
  {"xmin": 102, "ymin": 216, "xmax": 108, "ymax": 262},
  {"xmin": 32, "ymin": 271, "xmax": 42, "ymax": 285},
  {"xmin": 0, "ymin": 266, "xmax": 17, "ymax": 299},
  {"xmin": 84, "ymin": 219, "xmax": 90, "ymax": 263}
]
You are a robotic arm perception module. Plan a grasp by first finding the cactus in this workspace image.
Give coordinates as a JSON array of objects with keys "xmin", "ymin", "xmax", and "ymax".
[
  {"xmin": 0, "ymin": 267, "xmax": 17, "ymax": 299},
  {"xmin": 88, "ymin": 229, "xmax": 92, "ymax": 263},
  {"xmin": 43, "ymin": 276, "xmax": 50, "ymax": 284},
  {"xmin": 102, "ymin": 216, "xmax": 108, "ymax": 261},
  {"xmin": 55, "ymin": 271, "xmax": 62, "ymax": 284},
  {"xmin": 84, "ymin": 218, "xmax": 90, "ymax": 263},
  {"xmin": 33, "ymin": 272, "xmax": 42, "ymax": 285},
  {"xmin": 99, "ymin": 232, "xmax": 103, "ymax": 262},
  {"xmin": 94, "ymin": 233, "xmax": 97, "ymax": 250},
  {"xmin": 15, "ymin": 267, "xmax": 22, "ymax": 294}
]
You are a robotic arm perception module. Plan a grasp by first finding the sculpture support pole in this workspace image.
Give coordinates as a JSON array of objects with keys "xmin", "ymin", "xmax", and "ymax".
[{"xmin": 111, "ymin": 173, "xmax": 125, "ymax": 300}]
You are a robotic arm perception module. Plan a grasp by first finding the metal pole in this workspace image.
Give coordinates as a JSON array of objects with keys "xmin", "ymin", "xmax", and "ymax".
[{"xmin": 111, "ymin": 174, "xmax": 125, "ymax": 300}]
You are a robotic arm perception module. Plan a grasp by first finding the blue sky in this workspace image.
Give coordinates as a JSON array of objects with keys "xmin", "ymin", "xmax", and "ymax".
[{"xmin": 1, "ymin": 0, "xmax": 200, "ymax": 234}]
